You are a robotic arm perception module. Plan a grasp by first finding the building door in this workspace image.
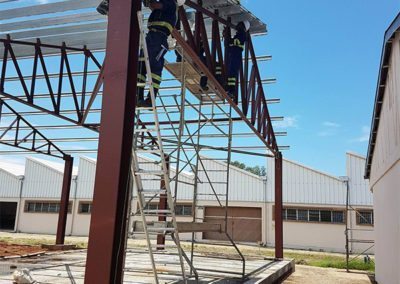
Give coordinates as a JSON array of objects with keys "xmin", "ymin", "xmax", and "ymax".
[
  {"xmin": 0, "ymin": 202, "xmax": 17, "ymax": 230},
  {"xmin": 203, "ymin": 207, "xmax": 262, "ymax": 242}
]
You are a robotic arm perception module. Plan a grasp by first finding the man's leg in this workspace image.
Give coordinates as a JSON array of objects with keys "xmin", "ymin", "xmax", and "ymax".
[
  {"xmin": 138, "ymin": 33, "xmax": 167, "ymax": 107},
  {"xmin": 137, "ymin": 49, "xmax": 146, "ymax": 102},
  {"xmin": 226, "ymin": 52, "xmax": 241, "ymax": 99}
]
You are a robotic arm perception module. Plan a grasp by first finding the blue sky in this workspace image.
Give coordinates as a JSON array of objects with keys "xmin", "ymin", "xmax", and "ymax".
[
  {"xmin": 246, "ymin": 0, "xmax": 400, "ymax": 175},
  {"xmin": 0, "ymin": 0, "xmax": 399, "ymax": 177}
]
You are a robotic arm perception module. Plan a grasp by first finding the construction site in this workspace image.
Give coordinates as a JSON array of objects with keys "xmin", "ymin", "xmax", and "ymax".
[
  {"xmin": 0, "ymin": 0, "xmax": 294, "ymax": 283},
  {"xmin": 0, "ymin": 0, "xmax": 397, "ymax": 283}
]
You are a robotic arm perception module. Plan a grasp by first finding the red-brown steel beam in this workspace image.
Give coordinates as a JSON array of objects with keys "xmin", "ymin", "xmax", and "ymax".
[
  {"xmin": 274, "ymin": 151, "xmax": 283, "ymax": 259},
  {"xmin": 55, "ymin": 155, "xmax": 74, "ymax": 245},
  {"xmin": 85, "ymin": 0, "xmax": 141, "ymax": 283}
]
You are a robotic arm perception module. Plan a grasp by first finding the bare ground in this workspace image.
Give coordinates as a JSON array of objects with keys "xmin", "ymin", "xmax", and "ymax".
[
  {"xmin": 284, "ymin": 265, "xmax": 374, "ymax": 284},
  {"xmin": 0, "ymin": 242, "xmax": 47, "ymax": 257}
]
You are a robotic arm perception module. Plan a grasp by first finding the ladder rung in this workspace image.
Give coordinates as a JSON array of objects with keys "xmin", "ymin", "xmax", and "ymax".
[
  {"xmin": 136, "ymin": 170, "xmax": 164, "ymax": 175},
  {"xmin": 143, "ymin": 209, "xmax": 171, "ymax": 214},
  {"xmin": 135, "ymin": 149, "xmax": 162, "ymax": 153},
  {"xmin": 134, "ymin": 128, "xmax": 157, "ymax": 133},
  {"xmin": 147, "ymin": 227, "xmax": 175, "ymax": 232},
  {"xmin": 141, "ymin": 190, "xmax": 166, "ymax": 195},
  {"xmin": 152, "ymin": 244, "xmax": 176, "ymax": 249}
]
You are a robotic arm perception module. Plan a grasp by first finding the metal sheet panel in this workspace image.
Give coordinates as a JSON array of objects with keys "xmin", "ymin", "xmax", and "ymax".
[
  {"xmin": 370, "ymin": 33, "xmax": 400, "ymax": 185},
  {"xmin": 76, "ymin": 157, "xmax": 96, "ymax": 199},
  {"xmin": 76, "ymin": 156, "xmax": 195, "ymax": 200},
  {"xmin": 346, "ymin": 152, "xmax": 372, "ymax": 206},
  {"xmin": 22, "ymin": 158, "xmax": 76, "ymax": 198},
  {"xmin": 0, "ymin": 0, "xmax": 267, "ymax": 58},
  {"xmin": 0, "ymin": 168, "xmax": 22, "ymax": 198},
  {"xmin": 198, "ymin": 157, "xmax": 265, "ymax": 202},
  {"xmin": 267, "ymin": 158, "xmax": 347, "ymax": 205}
]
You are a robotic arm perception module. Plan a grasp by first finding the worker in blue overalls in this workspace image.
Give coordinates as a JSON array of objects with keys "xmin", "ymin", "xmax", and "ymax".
[
  {"xmin": 97, "ymin": 0, "xmax": 186, "ymax": 108},
  {"xmin": 225, "ymin": 20, "xmax": 250, "ymax": 99}
]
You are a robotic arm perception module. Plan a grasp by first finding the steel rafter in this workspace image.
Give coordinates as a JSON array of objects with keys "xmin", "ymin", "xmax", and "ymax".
[
  {"xmin": 0, "ymin": 98, "xmax": 65, "ymax": 158},
  {"xmin": 0, "ymin": 35, "xmax": 101, "ymax": 130}
]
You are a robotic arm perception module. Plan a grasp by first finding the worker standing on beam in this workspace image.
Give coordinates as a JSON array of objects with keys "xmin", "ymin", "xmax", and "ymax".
[
  {"xmin": 225, "ymin": 20, "xmax": 250, "ymax": 99},
  {"xmin": 96, "ymin": 0, "xmax": 186, "ymax": 108}
]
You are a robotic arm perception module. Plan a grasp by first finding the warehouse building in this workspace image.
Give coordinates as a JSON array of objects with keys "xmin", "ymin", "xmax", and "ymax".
[
  {"xmin": 365, "ymin": 12, "xmax": 400, "ymax": 283},
  {"xmin": 0, "ymin": 153, "xmax": 372, "ymax": 254}
]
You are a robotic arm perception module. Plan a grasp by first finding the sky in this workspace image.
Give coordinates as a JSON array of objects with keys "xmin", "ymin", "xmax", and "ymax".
[
  {"xmin": 245, "ymin": 0, "xmax": 400, "ymax": 175},
  {"xmin": 0, "ymin": 0, "xmax": 399, "ymax": 177}
]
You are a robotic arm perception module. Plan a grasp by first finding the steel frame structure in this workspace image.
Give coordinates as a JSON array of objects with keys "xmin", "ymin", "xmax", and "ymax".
[{"xmin": 0, "ymin": 0, "xmax": 285, "ymax": 282}]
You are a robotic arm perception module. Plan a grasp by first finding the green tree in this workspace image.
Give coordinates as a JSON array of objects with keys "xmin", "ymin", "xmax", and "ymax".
[{"xmin": 230, "ymin": 161, "xmax": 266, "ymax": 177}]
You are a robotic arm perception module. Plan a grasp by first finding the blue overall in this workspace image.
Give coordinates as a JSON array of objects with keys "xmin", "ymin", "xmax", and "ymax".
[
  {"xmin": 226, "ymin": 30, "xmax": 246, "ymax": 96},
  {"xmin": 137, "ymin": 0, "xmax": 177, "ymax": 101}
]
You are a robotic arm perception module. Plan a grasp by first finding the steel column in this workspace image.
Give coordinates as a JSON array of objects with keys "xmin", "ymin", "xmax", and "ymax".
[
  {"xmin": 55, "ymin": 155, "xmax": 74, "ymax": 245},
  {"xmin": 85, "ymin": 0, "xmax": 141, "ymax": 283},
  {"xmin": 274, "ymin": 151, "xmax": 283, "ymax": 258}
]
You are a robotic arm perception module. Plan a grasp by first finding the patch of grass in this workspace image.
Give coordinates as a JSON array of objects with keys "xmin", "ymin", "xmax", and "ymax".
[{"xmin": 306, "ymin": 257, "xmax": 374, "ymax": 272}]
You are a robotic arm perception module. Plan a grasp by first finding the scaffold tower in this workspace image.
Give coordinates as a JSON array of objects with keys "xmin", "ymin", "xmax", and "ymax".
[{"xmin": 0, "ymin": 0, "xmax": 286, "ymax": 282}]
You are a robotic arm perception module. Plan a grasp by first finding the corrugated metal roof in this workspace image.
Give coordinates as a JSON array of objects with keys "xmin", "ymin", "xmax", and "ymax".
[
  {"xmin": 0, "ymin": 0, "xmax": 266, "ymax": 58},
  {"xmin": 0, "ymin": 160, "xmax": 25, "ymax": 176},
  {"xmin": 365, "ymin": 12, "xmax": 400, "ymax": 179},
  {"xmin": 27, "ymin": 157, "xmax": 78, "ymax": 175},
  {"xmin": 346, "ymin": 152, "xmax": 372, "ymax": 206}
]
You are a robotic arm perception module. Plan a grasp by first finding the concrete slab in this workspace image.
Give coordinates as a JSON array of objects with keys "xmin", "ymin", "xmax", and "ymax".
[{"xmin": 0, "ymin": 248, "xmax": 293, "ymax": 283}]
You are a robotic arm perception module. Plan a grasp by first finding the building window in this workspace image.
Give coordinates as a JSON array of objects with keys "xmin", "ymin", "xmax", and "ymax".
[
  {"xmin": 332, "ymin": 211, "xmax": 344, "ymax": 223},
  {"xmin": 78, "ymin": 202, "xmax": 92, "ymax": 214},
  {"xmin": 25, "ymin": 201, "xmax": 72, "ymax": 214},
  {"xmin": 176, "ymin": 205, "xmax": 192, "ymax": 216},
  {"xmin": 143, "ymin": 203, "xmax": 192, "ymax": 216},
  {"xmin": 356, "ymin": 210, "xmax": 374, "ymax": 225},
  {"xmin": 282, "ymin": 207, "xmax": 345, "ymax": 224},
  {"xmin": 309, "ymin": 210, "xmax": 320, "ymax": 222}
]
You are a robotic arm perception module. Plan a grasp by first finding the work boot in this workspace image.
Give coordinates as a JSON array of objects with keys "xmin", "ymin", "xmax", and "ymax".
[
  {"xmin": 227, "ymin": 91, "xmax": 235, "ymax": 100},
  {"xmin": 137, "ymin": 97, "xmax": 153, "ymax": 108},
  {"xmin": 97, "ymin": 0, "xmax": 109, "ymax": 15}
]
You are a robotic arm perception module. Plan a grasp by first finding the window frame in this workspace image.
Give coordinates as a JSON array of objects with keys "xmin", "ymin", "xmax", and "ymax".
[
  {"xmin": 24, "ymin": 200, "xmax": 72, "ymax": 214},
  {"xmin": 355, "ymin": 209, "xmax": 374, "ymax": 226},
  {"xmin": 78, "ymin": 201, "xmax": 93, "ymax": 214},
  {"xmin": 279, "ymin": 206, "xmax": 345, "ymax": 225}
]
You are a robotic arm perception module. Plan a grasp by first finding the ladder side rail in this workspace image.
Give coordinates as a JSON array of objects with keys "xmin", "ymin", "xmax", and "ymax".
[{"xmin": 137, "ymin": 11, "xmax": 187, "ymax": 281}]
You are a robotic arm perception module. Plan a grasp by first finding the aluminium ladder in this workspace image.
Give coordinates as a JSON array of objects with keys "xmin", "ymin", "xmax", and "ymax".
[{"xmin": 127, "ymin": 11, "xmax": 188, "ymax": 283}]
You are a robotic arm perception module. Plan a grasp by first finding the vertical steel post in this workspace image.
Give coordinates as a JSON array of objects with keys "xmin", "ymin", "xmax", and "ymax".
[
  {"xmin": 345, "ymin": 179, "xmax": 350, "ymax": 272},
  {"xmin": 85, "ymin": 0, "xmax": 141, "ymax": 283},
  {"xmin": 274, "ymin": 151, "xmax": 283, "ymax": 259},
  {"xmin": 55, "ymin": 155, "xmax": 73, "ymax": 245}
]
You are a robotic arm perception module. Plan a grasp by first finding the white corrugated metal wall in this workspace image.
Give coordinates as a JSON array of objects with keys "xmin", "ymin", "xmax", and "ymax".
[
  {"xmin": 267, "ymin": 158, "xmax": 347, "ymax": 205},
  {"xmin": 76, "ymin": 157, "xmax": 96, "ymax": 199},
  {"xmin": 0, "ymin": 169, "xmax": 22, "ymax": 198},
  {"xmin": 197, "ymin": 158, "xmax": 265, "ymax": 202},
  {"xmin": 22, "ymin": 158, "xmax": 77, "ymax": 198},
  {"xmin": 346, "ymin": 152, "xmax": 372, "ymax": 206}
]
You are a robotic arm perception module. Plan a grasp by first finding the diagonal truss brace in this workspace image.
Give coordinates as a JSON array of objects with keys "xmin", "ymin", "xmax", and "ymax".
[{"xmin": 0, "ymin": 98, "xmax": 66, "ymax": 158}]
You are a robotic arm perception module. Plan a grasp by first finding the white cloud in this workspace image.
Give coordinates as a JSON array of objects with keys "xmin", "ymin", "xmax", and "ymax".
[
  {"xmin": 349, "ymin": 126, "xmax": 370, "ymax": 143},
  {"xmin": 323, "ymin": 121, "xmax": 340, "ymax": 128},
  {"xmin": 318, "ymin": 121, "xmax": 341, "ymax": 137},
  {"xmin": 357, "ymin": 126, "xmax": 370, "ymax": 142},
  {"xmin": 274, "ymin": 116, "xmax": 299, "ymax": 129}
]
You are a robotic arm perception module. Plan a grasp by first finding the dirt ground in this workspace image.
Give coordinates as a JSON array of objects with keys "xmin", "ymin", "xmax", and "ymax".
[
  {"xmin": 0, "ymin": 242, "xmax": 47, "ymax": 257},
  {"xmin": 284, "ymin": 265, "xmax": 374, "ymax": 284}
]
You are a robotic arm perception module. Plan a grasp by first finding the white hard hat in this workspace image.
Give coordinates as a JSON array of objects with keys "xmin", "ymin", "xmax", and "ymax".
[
  {"xmin": 176, "ymin": 0, "xmax": 185, "ymax": 6},
  {"xmin": 243, "ymin": 20, "xmax": 250, "ymax": 32}
]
